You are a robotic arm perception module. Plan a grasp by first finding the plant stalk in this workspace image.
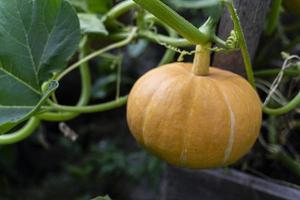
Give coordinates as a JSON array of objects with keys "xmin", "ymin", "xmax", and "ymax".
[
  {"xmin": 255, "ymin": 68, "xmax": 300, "ymax": 77},
  {"xmin": 263, "ymin": 92, "xmax": 300, "ymax": 115},
  {"xmin": 49, "ymin": 96, "xmax": 128, "ymax": 113},
  {"xmin": 191, "ymin": 17, "xmax": 216, "ymax": 76},
  {"xmin": 226, "ymin": 2, "xmax": 256, "ymax": 87},
  {"xmin": 265, "ymin": 0, "xmax": 282, "ymax": 36},
  {"xmin": 0, "ymin": 118, "xmax": 40, "ymax": 144},
  {"xmin": 192, "ymin": 43, "xmax": 211, "ymax": 76},
  {"xmin": 105, "ymin": 0, "xmax": 136, "ymax": 20},
  {"xmin": 56, "ymin": 28, "xmax": 137, "ymax": 81},
  {"xmin": 38, "ymin": 37, "xmax": 92, "ymax": 121},
  {"xmin": 132, "ymin": 0, "xmax": 210, "ymax": 44}
]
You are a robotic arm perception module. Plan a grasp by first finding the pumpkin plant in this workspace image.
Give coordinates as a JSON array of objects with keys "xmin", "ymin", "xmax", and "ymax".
[{"xmin": 0, "ymin": 0, "xmax": 299, "ymax": 171}]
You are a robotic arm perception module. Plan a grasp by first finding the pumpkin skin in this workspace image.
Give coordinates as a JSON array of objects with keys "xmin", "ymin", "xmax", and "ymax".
[{"xmin": 127, "ymin": 63, "xmax": 262, "ymax": 169}]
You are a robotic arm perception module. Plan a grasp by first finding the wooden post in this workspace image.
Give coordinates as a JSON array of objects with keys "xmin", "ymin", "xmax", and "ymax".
[
  {"xmin": 213, "ymin": 0, "xmax": 271, "ymax": 74},
  {"xmin": 160, "ymin": 167, "xmax": 300, "ymax": 200},
  {"xmin": 160, "ymin": 0, "xmax": 272, "ymax": 200}
]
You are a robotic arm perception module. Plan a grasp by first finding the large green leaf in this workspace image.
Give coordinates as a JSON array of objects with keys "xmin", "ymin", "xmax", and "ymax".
[{"xmin": 0, "ymin": 0, "xmax": 80, "ymax": 134}]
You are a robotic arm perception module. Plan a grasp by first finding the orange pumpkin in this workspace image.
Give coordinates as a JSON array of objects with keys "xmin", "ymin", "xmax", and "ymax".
[{"xmin": 127, "ymin": 62, "xmax": 262, "ymax": 169}]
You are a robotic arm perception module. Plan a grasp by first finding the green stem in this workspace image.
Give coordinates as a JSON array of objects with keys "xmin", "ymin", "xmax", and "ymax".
[
  {"xmin": 213, "ymin": 35, "xmax": 227, "ymax": 48},
  {"xmin": 105, "ymin": 0, "xmax": 136, "ymax": 20},
  {"xmin": 38, "ymin": 28, "xmax": 137, "ymax": 121},
  {"xmin": 39, "ymin": 29, "xmax": 137, "ymax": 121},
  {"xmin": 265, "ymin": 0, "xmax": 282, "ymax": 36},
  {"xmin": 77, "ymin": 36, "xmax": 92, "ymax": 105},
  {"xmin": 266, "ymin": 118, "xmax": 300, "ymax": 177},
  {"xmin": 49, "ymin": 96, "xmax": 128, "ymax": 113},
  {"xmin": 56, "ymin": 28, "xmax": 137, "ymax": 81},
  {"xmin": 115, "ymin": 58, "xmax": 122, "ymax": 99},
  {"xmin": 38, "ymin": 112, "xmax": 80, "ymax": 122},
  {"xmin": 269, "ymin": 145, "xmax": 300, "ymax": 177},
  {"xmin": 226, "ymin": 2, "xmax": 256, "ymax": 87},
  {"xmin": 106, "ymin": 30, "xmax": 192, "ymax": 47},
  {"xmin": 38, "ymin": 37, "xmax": 92, "ymax": 121},
  {"xmin": 139, "ymin": 30, "xmax": 192, "ymax": 47},
  {"xmin": 192, "ymin": 43, "xmax": 211, "ymax": 76},
  {"xmin": 192, "ymin": 18, "xmax": 217, "ymax": 75},
  {"xmin": 254, "ymin": 69, "xmax": 300, "ymax": 77},
  {"xmin": 159, "ymin": 29, "xmax": 177, "ymax": 65},
  {"xmin": 268, "ymin": 116, "xmax": 277, "ymax": 144},
  {"xmin": 171, "ymin": 0, "xmax": 221, "ymax": 9},
  {"xmin": 147, "ymin": 16, "xmax": 177, "ymax": 65},
  {"xmin": 275, "ymin": 150, "xmax": 300, "ymax": 177},
  {"xmin": 133, "ymin": 0, "xmax": 212, "ymax": 45},
  {"xmin": 0, "ymin": 118, "xmax": 40, "ymax": 145},
  {"xmin": 263, "ymin": 92, "xmax": 300, "ymax": 115}
]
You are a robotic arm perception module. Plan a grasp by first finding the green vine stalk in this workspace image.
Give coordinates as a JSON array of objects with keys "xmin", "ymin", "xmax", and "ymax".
[
  {"xmin": 225, "ymin": 1, "xmax": 256, "ymax": 87},
  {"xmin": 132, "ymin": 0, "xmax": 226, "ymax": 47},
  {"xmin": 263, "ymin": 92, "xmax": 300, "ymax": 115},
  {"xmin": 0, "ymin": 118, "xmax": 40, "ymax": 144},
  {"xmin": 105, "ymin": 0, "xmax": 136, "ymax": 20},
  {"xmin": 265, "ymin": 0, "xmax": 282, "ymax": 36},
  {"xmin": 56, "ymin": 27, "xmax": 138, "ymax": 81},
  {"xmin": 38, "ymin": 37, "xmax": 93, "ymax": 121},
  {"xmin": 267, "ymin": 117, "xmax": 300, "ymax": 177}
]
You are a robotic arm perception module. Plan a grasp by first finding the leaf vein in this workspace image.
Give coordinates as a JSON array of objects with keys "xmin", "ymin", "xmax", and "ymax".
[
  {"xmin": 15, "ymin": 0, "xmax": 40, "ymax": 86},
  {"xmin": 38, "ymin": 2, "xmax": 71, "ymax": 75},
  {"xmin": 0, "ymin": 67, "xmax": 41, "ymax": 95},
  {"xmin": 0, "ymin": 23, "xmax": 28, "ymax": 48},
  {"xmin": 0, "ymin": 105, "xmax": 33, "ymax": 109}
]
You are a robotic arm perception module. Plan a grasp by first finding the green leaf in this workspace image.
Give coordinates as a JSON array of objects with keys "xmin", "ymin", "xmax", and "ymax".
[
  {"xmin": 78, "ymin": 14, "xmax": 108, "ymax": 35},
  {"xmin": 0, "ymin": 81, "xmax": 59, "ymax": 134},
  {"xmin": 0, "ymin": 0, "xmax": 80, "ymax": 133},
  {"xmin": 91, "ymin": 195, "xmax": 112, "ymax": 200},
  {"xmin": 67, "ymin": 0, "xmax": 89, "ymax": 12},
  {"xmin": 68, "ymin": 0, "xmax": 112, "ymax": 14},
  {"xmin": 87, "ymin": 0, "xmax": 112, "ymax": 14}
]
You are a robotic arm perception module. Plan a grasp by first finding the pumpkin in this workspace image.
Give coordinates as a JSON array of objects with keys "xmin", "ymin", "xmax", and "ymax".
[
  {"xmin": 127, "ymin": 62, "xmax": 262, "ymax": 169},
  {"xmin": 283, "ymin": 0, "xmax": 300, "ymax": 15}
]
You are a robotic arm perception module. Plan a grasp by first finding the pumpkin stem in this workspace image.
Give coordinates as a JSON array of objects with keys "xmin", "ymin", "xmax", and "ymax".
[{"xmin": 192, "ymin": 43, "xmax": 211, "ymax": 76}]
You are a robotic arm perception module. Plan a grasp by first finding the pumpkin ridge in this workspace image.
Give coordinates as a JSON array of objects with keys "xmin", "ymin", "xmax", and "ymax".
[
  {"xmin": 141, "ymin": 74, "xmax": 184, "ymax": 146},
  {"xmin": 208, "ymin": 77, "xmax": 236, "ymax": 164},
  {"xmin": 127, "ymin": 71, "xmax": 173, "ymax": 144},
  {"xmin": 150, "ymin": 75, "xmax": 193, "ymax": 163},
  {"xmin": 179, "ymin": 75, "xmax": 197, "ymax": 167},
  {"xmin": 226, "ymin": 78, "xmax": 262, "ymax": 160},
  {"xmin": 127, "ymin": 75, "xmax": 161, "ymax": 144}
]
